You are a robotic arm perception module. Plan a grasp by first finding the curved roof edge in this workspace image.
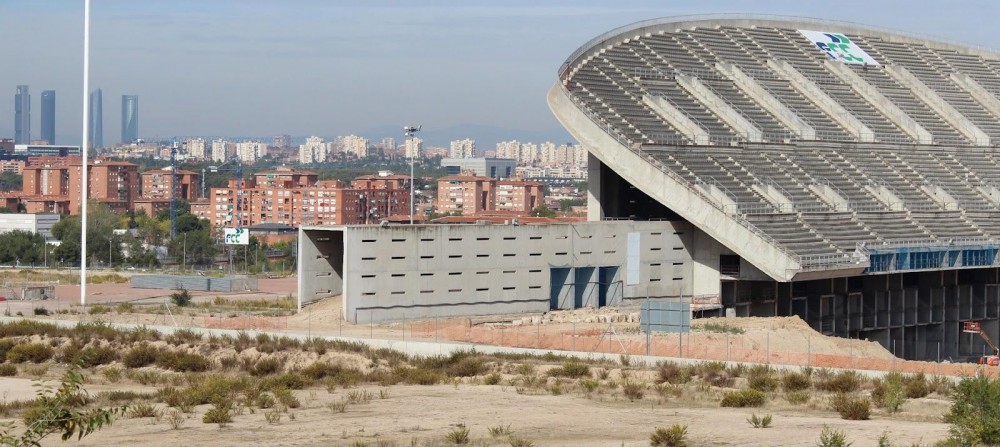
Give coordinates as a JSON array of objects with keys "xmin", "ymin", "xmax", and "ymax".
[{"xmin": 561, "ymin": 13, "xmax": 1000, "ymax": 74}]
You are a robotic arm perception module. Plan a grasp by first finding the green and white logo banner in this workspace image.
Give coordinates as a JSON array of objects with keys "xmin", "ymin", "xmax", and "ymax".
[
  {"xmin": 224, "ymin": 228, "xmax": 249, "ymax": 245},
  {"xmin": 798, "ymin": 30, "xmax": 880, "ymax": 66}
]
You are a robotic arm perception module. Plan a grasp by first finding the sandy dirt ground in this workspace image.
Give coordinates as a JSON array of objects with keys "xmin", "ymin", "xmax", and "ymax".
[{"xmin": 41, "ymin": 383, "xmax": 949, "ymax": 447}]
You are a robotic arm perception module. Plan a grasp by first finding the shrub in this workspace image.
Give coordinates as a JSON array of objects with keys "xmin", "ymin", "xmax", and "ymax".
[
  {"xmin": 944, "ymin": 375, "xmax": 1000, "ymax": 445},
  {"xmin": 488, "ymin": 424, "xmax": 512, "ymax": 438},
  {"xmin": 657, "ymin": 362, "xmax": 690, "ymax": 384},
  {"xmin": 904, "ymin": 373, "xmax": 930, "ymax": 399},
  {"xmin": 156, "ymin": 351, "xmax": 211, "ymax": 372},
  {"xmin": 77, "ymin": 345, "xmax": 119, "ymax": 367},
  {"xmin": 202, "ymin": 405, "xmax": 232, "ymax": 426},
  {"xmin": 445, "ymin": 425, "xmax": 470, "ymax": 444},
  {"xmin": 748, "ymin": 374, "xmax": 779, "ymax": 393},
  {"xmin": 700, "ymin": 322, "xmax": 744, "ymax": 334},
  {"xmin": 871, "ymin": 372, "xmax": 905, "ymax": 413},
  {"xmin": 327, "ymin": 399, "xmax": 348, "ymax": 413},
  {"xmin": 720, "ymin": 389, "xmax": 766, "ymax": 408},
  {"xmin": 170, "ymin": 289, "xmax": 192, "ymax": 307},
  {"xmin": 0, "ymin": 339, "xmax": 17, "ymax": 360},
  {"xmin": 508, "ymin": 437, "xmax": 535, "ymax": 447},
  {"xmin": 781, "ymin": 371, "xmax": 812, "ymax": 392},
  {"xmin": 250, "ymin": 357, "xmax": 284, "ymax": 376},
  {"xmin": 580, "ymin": 378, "xmax": 599, "ymax": 394},
  {"xmin": 122, "ymin": 343, "xmax": 159, "ymax": 368},
  {"xmin": 784, "ymin": 391, "xmax": 810, "ymax": 405},
  {"xmin": 746, "ymin": 413, "xmax": 773, "ymax": 428},
  {"xmin": 33, "ymin": 307, "xmax": 49, "ymax": 316},
  {"xmin": 546, "ymin": 361, "xmax": 590, "ymax": 379},
  {"xmin": 622, "ymin": 380, "xmax": 645, "ymax": 401},
  {"xmin": 649, "ymin": 424, "xmax": 688, "ymax": 447},
  {"xmin": 484, "ymin": 372, "xmax": 502, "ymax": 385},
  {"xmin": 816, "ymin": 371, "xmax": 861, "ymax": 393},
  {"xmin": 831, "ymin": 393, "xmax": 870, "ymax": 420},
  {"xmin": 449, "ymin": 356, "xmax": 487, "ymax": 377},
  {"xmin": 167, "ymin": 408, "xmax": 185, "ymax": 429},
  {"xmin": 817, "ymin": 425, "xmax": 852, "ymax": 447},
  {"xmin": 7, "ymin": 343, "xmax": 54, "ymax": 363},
  {"xmin": 0, "ymin": 364, "xmax": 16, "ymax": 377},
  {"xmin": 127, "ymin": 402, "xmax": 161, "ymax": 419}
]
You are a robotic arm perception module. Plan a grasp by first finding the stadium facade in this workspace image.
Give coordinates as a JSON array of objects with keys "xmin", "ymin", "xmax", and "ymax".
[
  {"xmin": 301, "ymin": 15, "xmax": 1000, "ymax": 361},
  {"xmin": 548, "ymin": 15, "xmax": 1000, "ymax": 360}
]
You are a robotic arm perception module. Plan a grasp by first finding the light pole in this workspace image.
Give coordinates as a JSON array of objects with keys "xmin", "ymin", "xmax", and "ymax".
[{"xmin": 404, "ymin": 125, "xmax": 421, "ymax": 224}]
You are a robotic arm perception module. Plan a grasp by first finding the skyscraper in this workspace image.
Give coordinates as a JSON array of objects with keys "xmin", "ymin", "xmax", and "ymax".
[
  {"xmin": 14, "ymin": 86, "xmax": 30, "ymax": 144},
  {"xmin": 89, "ymin": 89, "xmax": 103, "ymax": 150},
  {"xmin": 121, "ymin": 95, "xmax": 138, "ymax": 144},
  {"xmin": 40, "ymin": 90, "xmax": 55, "ymax": 145}
]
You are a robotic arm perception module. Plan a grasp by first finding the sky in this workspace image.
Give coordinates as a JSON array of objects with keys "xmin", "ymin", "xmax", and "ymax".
[{"xmin": 2, "ymin": 0, "xmax": 1000, "ymax": 147}]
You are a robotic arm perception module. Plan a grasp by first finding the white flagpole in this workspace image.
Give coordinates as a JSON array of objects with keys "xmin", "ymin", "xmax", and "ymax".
[{"xmin": 80, "ymin": 0, "xmax": 90, "ymax": 306}]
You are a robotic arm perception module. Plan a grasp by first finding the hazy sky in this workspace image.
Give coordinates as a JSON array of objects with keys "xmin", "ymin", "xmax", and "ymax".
[{"xmin": 3, "ymin": 0, "xmax": 1000, "ymax": 146}]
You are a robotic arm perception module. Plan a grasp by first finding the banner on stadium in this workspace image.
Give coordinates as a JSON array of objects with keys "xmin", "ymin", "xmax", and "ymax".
[
  {"xmin": 224, "ymin": 228, "xmax": 250, "ymax": 245},
  {"xmin": 798, "ymin": 30, "xmax": 880, "ymax": 66}
]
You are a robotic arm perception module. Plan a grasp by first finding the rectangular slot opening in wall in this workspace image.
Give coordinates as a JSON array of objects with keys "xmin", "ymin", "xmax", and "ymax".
[
  {"xmin": 449, "ymin": 272, "xmax": 462, "ymax": 276},
  {"xmin": 529, "ymin": 236, "xmax": 541, "ymax": 240},
  {"xmin": 362, "ymin": 239, "xmax": 376, "ymax": 243},
  {"xmin": 604, "ymin": 250, "xmax": 615, "ymax": 254},
  {"xmin": 556, "ymin": 252, "xmax": 567, "ymax": 255},
  {"xmin": 580, "ymin": 251, "xmax": 592, "ymax": 255},
  {"xmin": 503, "ymin": 253, "xmax": 515, "ymax": 257},
  {"xmin": 449, "ymin": 237, "xmax": 462, "ymax": 241},
  {"xmin": 420, "ymin": 290, "xmax": 433, "ymax": 294},
  {"xmin": 420, "ymin": 255, "xmax": 434, "ymax": 259},
  {"xmin": 361, "ymin": 274, "xmax": 376, "ymax": 278},
  {"xmin": 477, "ymin": 254, "xmax": 489, "ymax": 258},
  {"xmin": 650, "ymin": 247, "xmax": 661, "ymax": 251},
  {"xmin": 477, "ymin": 271, "xmax": 488, "ymax": 275},
  {"xmin": 650, "ymin": 279, "xmax": 660, "ymax": 282},
  {"xmin": 502, "ymin": 286, "xmax": 515, "ymax": 290},
  {"xmin": 529, "ymin": 253, "xmax": 541, "ymax": 256},
  {"xmin": 476, "ymin": 288, "xmax": 488, "ymax": 291},
  {"xmin": 449, "ymin": 289, "xmax": 461, "ymax": 293},
  {"xmin": 420, "ymin": 273, "xmax": 433, "ymax": 277},
  {"xmin": 672, "ymin": 277, "xmax": 683, "ymax": 281},
  {"xmin": 477, "ymin": 237, "xmax": 489, "ymax": 241},
  {"xmin": 673, "ymin": 262, "xmax": 683, "ymax": 266},
  {"xmin": 673, "ymin": 247, "xmax": 683, "ymax": 250},
  {"xmin": 391, "ymin": 238, "xmax": 405, "ymax": 242},
  {"xmin": 391, "ymin": 291, "xmax": 404, "ymax": 295},
  {"xmin": 503, "ymin": 237, "xmax": 515, "ymax": 240},
  {"xmin": 391, "ymin": 256, "xmax": 405, "ymax": 260},
  {"xmin": 528, "ymin": 285, "xmax": 541, "ymax": 289},
  {"xmin": 420, "ymin": 238, "xmax": 434, "ymax": 242},
  {"xmin": 674, "ymin": 231, "xmax": 683, "ymax": 235},
  {"xmin": 650, "ymin": 263, "xmax": 661, "ymax": 267},
  {"xmin": 449, "ymin": 255, "xmax": 462, "ymax": 258},
  {"xmin": 391, "ymin": 273, "xmax": 405, "ymax": 277},
  {"xmin": 529, "ymin": 269, "xmax": 541, "ymax": 273},
  {"xmin": 503, "ymin": 270, "xmax": 515, "ymax": 274},
  {"xmin": 651, "ymin": 232, "xmax": 662, "ymax": 236},
  {"xmin": 362, "ymin": 257, "xmax": 376, "ymax": 261},
  {"xmin": 361, "ymin": 292, "xmax": 376, "ymax": 296}
]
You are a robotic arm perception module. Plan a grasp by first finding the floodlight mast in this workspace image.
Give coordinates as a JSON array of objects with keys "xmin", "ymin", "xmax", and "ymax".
[
  {"xmin": 404, "ymin": 125, "xmax": 421, "ymax": 224},
  {"xmin": 80, "ymin": 0, "xmax": 91, "ymax": 306}
]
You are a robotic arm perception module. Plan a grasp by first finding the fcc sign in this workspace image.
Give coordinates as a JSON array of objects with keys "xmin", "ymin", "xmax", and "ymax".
[{"xmin": 224, "ymin": 228, "xmax": 249, "ymax": 245}]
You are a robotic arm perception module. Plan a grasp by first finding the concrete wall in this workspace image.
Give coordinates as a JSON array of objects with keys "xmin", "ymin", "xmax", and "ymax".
[
  {"xmin": 299, "ymin": 221, "xmax": 702, "ymax": 322},
  {"xmin": 0, "ymin": 213, "xmax": 60, "ymax": 240}
]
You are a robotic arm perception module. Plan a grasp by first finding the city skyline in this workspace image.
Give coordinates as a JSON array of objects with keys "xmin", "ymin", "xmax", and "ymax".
[{"xmin": 3, "ymin": 1, "xmax": 1000, "ymax": 145}]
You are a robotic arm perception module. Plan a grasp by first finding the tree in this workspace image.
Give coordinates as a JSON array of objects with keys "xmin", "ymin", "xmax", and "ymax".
[
  {"xmin": 0, "ymin": 360, "xmax": 126, "ymax": 446},
  {"xmin": 50, "ymin": 203, "xmax": 125, "ymax": 266},
  {"xmin": 945, "ymin": 374, "xmax": 1000, "ymax": 445},
  {"xmin": 528, "ymin": 206, "xmax": 557, "ymax": 218}
]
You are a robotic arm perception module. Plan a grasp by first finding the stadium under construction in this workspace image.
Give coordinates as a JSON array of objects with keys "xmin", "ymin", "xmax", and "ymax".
[{"xmin": 301, "ymin": 15, "xmax": 1000, "ymax": 361}]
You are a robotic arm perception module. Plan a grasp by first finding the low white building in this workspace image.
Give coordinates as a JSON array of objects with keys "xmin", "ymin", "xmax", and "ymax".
[{"xmin": 0, "ymin": 213, "xmax": 60, "ymax": 240}]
